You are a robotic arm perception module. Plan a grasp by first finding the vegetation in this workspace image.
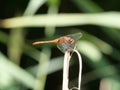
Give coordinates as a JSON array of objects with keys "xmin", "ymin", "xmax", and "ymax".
[{"xmin": 0, "ymin": 0, "xmax": 120, "ymax": 90}]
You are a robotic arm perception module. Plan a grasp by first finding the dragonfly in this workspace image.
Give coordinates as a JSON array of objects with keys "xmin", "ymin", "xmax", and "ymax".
[{"xmin": 32, "ymin": 33, "xmax": 82, "ymax": 53}]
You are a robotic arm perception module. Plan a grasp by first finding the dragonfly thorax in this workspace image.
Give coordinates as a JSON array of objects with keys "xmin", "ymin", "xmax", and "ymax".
[{"xmin": 57, "ymin": 36, "xmax": 75, "ymax": 53}]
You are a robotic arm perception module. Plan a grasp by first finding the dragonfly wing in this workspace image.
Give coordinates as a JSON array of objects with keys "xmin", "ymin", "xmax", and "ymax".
[{"xmin": 57, "ymin": 41, "xmax": 75, "ymax": 53}]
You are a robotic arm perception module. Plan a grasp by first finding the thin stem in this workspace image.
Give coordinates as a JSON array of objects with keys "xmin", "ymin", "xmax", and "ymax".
[
  {"xmin": 73, "ymin": 49, "xmax": 82, "ymax": 90},
  {"xmin": 62, "ymin": 49, "xmax": 82, "ymax": 90},
  {"xmin": 62, "ymin": 51, "xmax": 71, "ymax": 90}
]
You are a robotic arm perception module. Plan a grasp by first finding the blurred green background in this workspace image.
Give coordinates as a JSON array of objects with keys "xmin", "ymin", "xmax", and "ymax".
[{"xmin": 0, "ymin": 0, "xmax": 120, "ymax": 90}]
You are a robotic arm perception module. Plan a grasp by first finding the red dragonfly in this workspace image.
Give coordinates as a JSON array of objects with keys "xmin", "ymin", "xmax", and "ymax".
[{"xmin": 32, "ymin": 33, "xmax": 82, "ymax": 53}]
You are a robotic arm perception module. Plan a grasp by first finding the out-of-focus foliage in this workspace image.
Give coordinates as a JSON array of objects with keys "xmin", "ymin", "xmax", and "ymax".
[{"xmin": 0, "ymin": 0, "xmax": 120, "ymax": 90}]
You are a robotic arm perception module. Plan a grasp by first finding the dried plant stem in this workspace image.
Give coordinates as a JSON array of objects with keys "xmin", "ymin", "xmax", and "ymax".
[
  {"xmin": 62, "ymin": 49, "xmax": 82, "ymax": 90},
  {"xmin": 62, "ymin": 51, "xmax": 71, "ymax": 90},
  {"xmin": 73, "ymin": 49, "xmax": 82, "ymax": 90}
]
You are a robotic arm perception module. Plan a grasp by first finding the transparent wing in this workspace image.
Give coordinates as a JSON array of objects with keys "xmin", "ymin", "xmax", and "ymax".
[{"xmin": 57, "ymin": 41, "xmax": 75, "ymax": 53}]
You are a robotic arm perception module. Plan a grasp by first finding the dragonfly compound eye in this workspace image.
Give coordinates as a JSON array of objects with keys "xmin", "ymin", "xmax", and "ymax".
[{"xmin": 69, "ymin": 38, "xmax": 74, "ymax": 44}]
